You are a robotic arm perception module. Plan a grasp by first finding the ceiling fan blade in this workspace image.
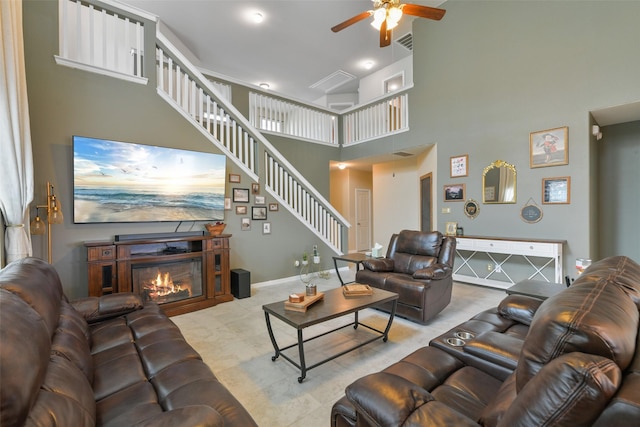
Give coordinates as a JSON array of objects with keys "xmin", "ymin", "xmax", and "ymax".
[
  {"xmin": 380, "ymin": 19, "xmax": 391, "ymax": 48},
  {"xmin": 331, "ymin": 11, "xmax": 373, "ymax": 32},
  {"xmin": 401, "ymin": 4, "xmax": 446, "ymax": 21}
]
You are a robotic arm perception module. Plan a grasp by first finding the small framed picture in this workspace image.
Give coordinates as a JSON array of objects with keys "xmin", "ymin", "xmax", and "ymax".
[
  {"xmin": 224, "ymin": 197, "xmax": 231, "ymax": 210},
  {"xmin": 252, "ymin": 206, "xmax": 267, "ymax": 220},
  {"xmin": 530, "ymin": 126, "xmax": 569, "ymax": 168},
  {"xmin": 542, "ymin": 176, "xmax": 571, "ymax": 204},
  {"xmin": 241, "ymin": 217, "xmax": 251, "ymax": 231},
  {"xmin": 255, "ymin": 195, "xmax": 265, "ymax": 205},
  {"xmin": 450, "ymin": 154, "xmax": 468, "ymax": 178},
  {"xmin": 235, "ymin": 205, "xmax": 247, "ymax": 215},
  {"xmin": 269, "ymin": 203, "xmax": 279, "ymax": 212},
  {"xmin": 445, "ymin": 222, "xmax": 458, "ymax": 236},
  {"xmin": 229, "ymin": 173, "xmax": 241, "ymax": 183},
  {"xmin": 443, "ymin": 184, "xmax": 465, "ymax": 202},
  {"xmin": 262, "ymin": 222, "xmax": 271, "ymax": 235},
  {"xmin": 233, "ymin": 188, "xmax": 249, "ymax": 203},
  {"xmin": 251, "ymin": 183, "xmax": 260, "ymax": 194}
]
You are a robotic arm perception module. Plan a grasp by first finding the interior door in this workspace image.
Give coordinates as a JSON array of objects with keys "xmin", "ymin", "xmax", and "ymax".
[
  {"xmin": 420, "ymin": 173, "xmax": 433, "ymax": 232},
  {"xmin": 355, "ymin": 188, "xmax": 371, "ymax": 252}
]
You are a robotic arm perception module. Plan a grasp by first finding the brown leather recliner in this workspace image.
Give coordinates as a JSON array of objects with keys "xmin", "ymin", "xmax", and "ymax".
[
  {"xmin": 356, "ymin": 230, "xmax": 456, "ymax": 324},
  {"xmin": 332, "ymin": 255, "xmax": 640, "ymax": 426},
  {"xmin": 0, "ymin": 257, "xmax": 257, "ymax": 427}
]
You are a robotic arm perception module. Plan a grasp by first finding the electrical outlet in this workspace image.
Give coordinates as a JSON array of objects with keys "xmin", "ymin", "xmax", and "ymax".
[
  {"xmin": 294, "ymin": 259, "xmax": 300, "ymax": 267},
  {"xmin": 487, "ymin": 263, "xmax": 493, "ymax": 272}
]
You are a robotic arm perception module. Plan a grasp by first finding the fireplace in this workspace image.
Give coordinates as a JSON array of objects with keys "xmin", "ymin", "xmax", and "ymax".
[
  {"xmin": 132, "ymin": 258, "xmax": 203, "ymax": 305},
  {"xmin": 85, "ymin": 234, "xmax": 233, "ymax": 316}
]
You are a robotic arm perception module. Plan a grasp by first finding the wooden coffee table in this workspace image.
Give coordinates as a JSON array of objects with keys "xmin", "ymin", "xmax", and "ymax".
[{"xmin": 263, "ymin": 287, "xmax": 398, "ymax": 382}]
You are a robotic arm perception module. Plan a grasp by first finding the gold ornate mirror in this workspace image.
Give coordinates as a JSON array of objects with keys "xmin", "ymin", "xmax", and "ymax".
[{"xmin": 483, "ymin": 160, "xmax": 517, "ymax": 204}]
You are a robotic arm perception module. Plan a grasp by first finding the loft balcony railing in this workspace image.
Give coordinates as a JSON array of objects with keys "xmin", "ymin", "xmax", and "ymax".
[
  {"xmin": 249, "ymin": 93, "xmax": 338, "ymax": 145},
  {"xmin": 342, "ymin": 92, "xmax": 410, "ymax": 146},
  {"xmin": 54, "ymin": 0, "xmax": 152, "ymax": 84}
]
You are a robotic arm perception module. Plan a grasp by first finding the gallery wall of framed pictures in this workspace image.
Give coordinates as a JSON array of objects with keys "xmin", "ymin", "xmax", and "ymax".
[
  {"xmin": 228, "ymin": 173, "xmax": 278, "ymax": 235},
  {"xmin": 442, "ymin": 125, "xmax": 571, "ymax": 228}
]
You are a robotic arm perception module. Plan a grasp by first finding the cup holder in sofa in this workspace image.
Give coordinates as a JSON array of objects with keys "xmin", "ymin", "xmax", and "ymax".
[
  {"xmin": 455, "ymin": 331, "xmax": 475, "ymax": 340},
  {"xmin": 446, "ymin": 337, "xmax": 466, "ymax": 347}
]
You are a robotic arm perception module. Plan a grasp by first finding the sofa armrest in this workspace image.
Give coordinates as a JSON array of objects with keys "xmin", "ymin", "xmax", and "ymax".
[
  {"xmin": 464, "ymin": 331, "xmax": 524, "ymax": 371},
  {"xmin": 133, "ymin": 406, "xmax": 224, "ymax": 427},
  {"xmin": 71, "ymin": 293, "xmax": 144, "ymax": 323},
  {"xmin": 497, "ymin": 294, "xmax": 544, "ymax": 326},
  {"xmin": 345, "ymin": 372, "xmax": 433, "ymax": 426},
  {"xmin": 413, "ymin": 263, "xmax": 451, "ymax": 280},
  {"xmin": 362, "ymin": 258, "xmax": 395, "ymax": 272}
]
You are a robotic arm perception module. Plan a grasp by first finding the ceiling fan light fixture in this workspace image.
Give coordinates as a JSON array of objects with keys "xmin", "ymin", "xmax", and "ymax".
[
  {"xmin": 371, "ymin": 8, "xmax": 386, "ymax": 30},
  {"xmin": 388, "ymin": 6, "xmax": 403, "ymax": 27}
]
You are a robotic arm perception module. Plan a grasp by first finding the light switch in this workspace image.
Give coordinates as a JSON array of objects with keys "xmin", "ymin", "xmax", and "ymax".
[{"xmin": 441, "ymin": 207, "xmax": 451, "ymax": 214}]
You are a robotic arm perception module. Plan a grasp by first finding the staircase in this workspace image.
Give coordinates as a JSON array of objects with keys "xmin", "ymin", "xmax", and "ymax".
[{"xmin": 55, "ymin": 0, "xmax": 349, "ymax": 254}]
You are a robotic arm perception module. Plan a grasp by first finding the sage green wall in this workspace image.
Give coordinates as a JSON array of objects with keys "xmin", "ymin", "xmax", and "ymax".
[
  {"xmin": 598, "ymin": 121, "xmax": 640, "ymax": 261},
  {"xmin": 22, "ymin": 0, "xmax": 336, "ymax": 299},
  {"xmin": 353, "ymin": 0, "xmax": 640, "ymax": 276}
]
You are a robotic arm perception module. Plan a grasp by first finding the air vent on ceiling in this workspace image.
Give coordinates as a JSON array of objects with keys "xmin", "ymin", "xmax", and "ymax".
[
  {"xmin": 395, "ymin": 32, "xmax": 413, "ymax": 51},
  {"xmin": 393, "ymin": 151, "xmax": 413, "ymax": 157},
  {"xmin": 310, "ymin": 70, "xmax": 356, "ymax": 93}
]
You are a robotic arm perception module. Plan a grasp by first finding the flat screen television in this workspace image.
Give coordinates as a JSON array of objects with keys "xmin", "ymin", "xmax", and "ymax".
[{"xmin": 73, "ymin": 136, "xmax": 226, "ymax": 223}]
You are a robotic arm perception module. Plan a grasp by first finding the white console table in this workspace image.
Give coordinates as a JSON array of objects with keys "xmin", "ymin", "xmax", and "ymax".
[{"xmin": 453, "ymin": 236, "xmax": 565, "ymax": 290}]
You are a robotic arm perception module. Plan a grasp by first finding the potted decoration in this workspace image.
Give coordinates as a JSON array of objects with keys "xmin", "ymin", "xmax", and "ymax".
[{"xmin": 204, "ymin": 221, "xmax": 226, "ymax": 236}]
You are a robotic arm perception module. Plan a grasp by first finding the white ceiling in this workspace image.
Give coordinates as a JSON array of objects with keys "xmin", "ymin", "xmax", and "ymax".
[{"xmin": 123, "ymin": 0, "xmax": 445, "ymax": 104}]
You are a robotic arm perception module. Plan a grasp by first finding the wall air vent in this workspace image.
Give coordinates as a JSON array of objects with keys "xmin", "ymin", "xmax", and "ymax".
[
  {"xmin": 395, "ymin": 32, "xmax": 413, "ymax": 51},
  {"xmin": 393, "ymin": 151, "xmax": 413, "ymax": 157},
  {"xmin": 310, "ymin": 70, "xmax": 356, "ymax": 93}
]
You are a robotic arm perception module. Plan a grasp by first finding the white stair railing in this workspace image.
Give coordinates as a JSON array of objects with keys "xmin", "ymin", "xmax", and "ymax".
[
  {"xmin": 155, "ymin": 32, "xmax": 349, "ymax": 253},
  {"xmin": 249, "ymin": 92, "xmax": 338, "ymax": 145},
  {"xmin": 343, "ymin": 93, "xmax": 410, "ymax": 146}
]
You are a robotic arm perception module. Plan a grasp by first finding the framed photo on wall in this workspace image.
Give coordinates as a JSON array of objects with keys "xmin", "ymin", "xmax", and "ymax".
[
  {"xmin": 233, "ymin": 188, "xmax": 249, "ymax": 203},
  {"xmin": 444, "ymin": 184, "xmax": 466, "ymax": 202},
  {"xmin": 530, "ymin": 126, "xmax": 569, "ymax": 168},
  {"xmin": 235, "ymin": 205, "xmax": 247, "ymax": 215},
  {"xmin": 252, "ymin": 206, "xmax": 267, "ymax": 220},
  {"xmin": 450, "ymin": 154, "xmax": 468, "ymax": 177},
  {"xmin": 542, "ymin": 176, "xmax": 571, "ymax": 204},
  {"xmin": 229, "ymin": 173, "xmax": 241, "ymax": 183},
  {"xmin": 262, "ymin": 222, "xmax": 271, "ymax": 235}
]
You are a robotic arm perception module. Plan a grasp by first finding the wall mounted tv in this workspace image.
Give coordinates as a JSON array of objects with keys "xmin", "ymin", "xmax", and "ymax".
[{"xmin": 73, "ymin": 136, "xmax": 226, "ymax": 223}]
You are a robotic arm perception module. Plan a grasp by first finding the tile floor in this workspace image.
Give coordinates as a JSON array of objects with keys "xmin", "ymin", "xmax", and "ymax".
[{"xmin": 171, "ymin": 268, "xmax": 506, "ymax": 426}]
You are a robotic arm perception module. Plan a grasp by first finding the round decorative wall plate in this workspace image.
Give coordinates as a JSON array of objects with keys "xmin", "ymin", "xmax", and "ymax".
[
  {"xmin": 521, "ymin": 200, "xmax": 543, "ymax": 223},
  {"xmin": 464, "ymin": 199, "xmax": 480, "ymax": 219}
]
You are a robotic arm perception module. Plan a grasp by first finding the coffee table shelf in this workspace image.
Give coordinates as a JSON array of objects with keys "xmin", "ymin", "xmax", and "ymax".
[{"xmin": 262, "ymin": 287, "xmax": 398, "ymax": 382}]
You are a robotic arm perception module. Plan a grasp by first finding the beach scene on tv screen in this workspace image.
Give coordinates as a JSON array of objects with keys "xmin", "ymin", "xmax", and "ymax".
[{"xmin": 73, "ymin": 136, "xmax": 226, "ymax": 223}]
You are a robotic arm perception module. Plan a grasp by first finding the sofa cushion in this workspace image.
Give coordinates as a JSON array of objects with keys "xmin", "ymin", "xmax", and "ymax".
[
  {"xmin": 396, "ymin": 230, "xmax": 443, "ymax": 257},
  {"xmin": 499, "ymin": 353, "xmax": 621, "ymax": 427},
  {"xmin": 361, "ymin": 257, "xmax": 394, "ymax": 272},
  {"xmin": 516, "ymin": 273, "xmax": 639, "ymax": 391}
]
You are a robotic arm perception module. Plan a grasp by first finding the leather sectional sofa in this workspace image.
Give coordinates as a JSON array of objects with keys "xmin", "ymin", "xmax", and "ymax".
[
  {"xmin": 0, "ymin": 257, "xmax": 257, "ymax": 426},
  {"xmin": 332, "ymin": 255, "xmax": 640, "ymax": 426},
  {"xmin": 355, "ymin": 230, "xmax": 456, "ymax": 324}
]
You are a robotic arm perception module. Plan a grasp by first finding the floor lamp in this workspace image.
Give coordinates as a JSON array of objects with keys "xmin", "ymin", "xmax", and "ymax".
[{"xmin": 30, "ymin": 182, "xmax": 64, "ymax": 264}]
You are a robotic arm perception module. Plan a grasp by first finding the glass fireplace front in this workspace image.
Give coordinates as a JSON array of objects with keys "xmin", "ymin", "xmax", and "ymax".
[{"xmin": 132, "ymin": 258, "xmax": 203, "ymax": 305}]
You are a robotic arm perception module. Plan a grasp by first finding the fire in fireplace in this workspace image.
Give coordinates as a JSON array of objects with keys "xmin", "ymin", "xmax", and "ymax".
[{"xmin": 132, "ymin": 259, "xmax": 203, "ymax": 305}]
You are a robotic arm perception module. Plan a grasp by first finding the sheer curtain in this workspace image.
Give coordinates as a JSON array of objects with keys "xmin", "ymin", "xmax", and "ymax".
[{"xmin": 1, "ymin": 0, "xmax": 34, "ymax": 266}]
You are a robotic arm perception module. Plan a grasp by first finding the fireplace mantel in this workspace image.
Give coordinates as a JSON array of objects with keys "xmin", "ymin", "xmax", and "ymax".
[{"xmin": 85, "ymin": 234, "xmax": 232, "ymax": 316}]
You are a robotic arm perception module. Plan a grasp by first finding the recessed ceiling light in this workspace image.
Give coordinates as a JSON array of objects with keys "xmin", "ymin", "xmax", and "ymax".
[
  {"xmin": 252, "ymin": 12, "xmax": 264, "ymax": 23},
  {"xmin": 363, "ymin": 60, "xmax": 374, "ymax": 70},
  {"xmin": 259, "ymin": 82, "xmax": 270, "ymax": 89},
  {"xmin": 337, "ymin": 163, "xmax": 347, "ymax": 170}
]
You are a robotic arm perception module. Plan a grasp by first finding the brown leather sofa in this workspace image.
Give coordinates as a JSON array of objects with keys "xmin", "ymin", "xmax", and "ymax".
[
  {"xmin": 355, "ymin": 230, "xmax": 456, "ymax": 324},
  {"xmin": 0, "ymin": 257, "xmax": 257, "ymax": 427},
  {"xmin": 332, "ymin": 255, "xmax": 640, "ymax": 426}
]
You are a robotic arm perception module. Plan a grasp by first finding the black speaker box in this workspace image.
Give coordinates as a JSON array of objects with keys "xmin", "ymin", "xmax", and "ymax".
[{"xmin": 231, "ymin": 269, "xmax": 251, "ymax": 299}]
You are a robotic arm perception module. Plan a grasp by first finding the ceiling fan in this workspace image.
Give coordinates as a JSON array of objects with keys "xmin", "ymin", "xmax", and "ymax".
[{"xmin": 331, "ymin": 0, "xmax": 446, "ymax": 47}]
